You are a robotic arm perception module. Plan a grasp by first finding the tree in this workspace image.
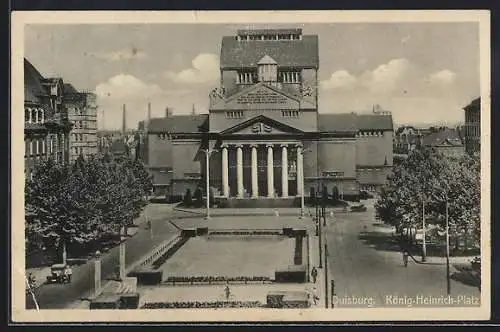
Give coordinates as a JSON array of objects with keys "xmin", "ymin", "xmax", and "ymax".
[
  {"xmin": 375, "ymin": 147, "xmax": 480, "ymax": 251},
  {"xmin": 25, "ymin": 153, "xmax": 154, "ymax": 263}
]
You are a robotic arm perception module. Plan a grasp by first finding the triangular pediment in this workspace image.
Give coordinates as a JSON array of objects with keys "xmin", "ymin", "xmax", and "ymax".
[
  {"xmin": 220, "ymin": 115, "xmax": 303, "ymax": 135},
  {"xmin": 211, "ymin": 83, "xmax": 301, "ymax": 111}
]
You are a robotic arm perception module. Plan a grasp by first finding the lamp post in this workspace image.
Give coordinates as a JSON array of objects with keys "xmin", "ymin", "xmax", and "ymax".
[
  {"xmin": 94, "ymin": 250, "xmax": 102, "ymax": 298},
  {"xmin": 299, "ymin": 148, "xmax": 311, "ymax": 219},
  {"xmin": 421, "ymin": 198, "xmax": 427, "ymax": 262},
  {"xmin": 445, "ymin": 198, "xmax": 451, "ymax": 295},
  {"xmin": 202, "ymin": 148, "xmax": 217, "ymax": 220}
]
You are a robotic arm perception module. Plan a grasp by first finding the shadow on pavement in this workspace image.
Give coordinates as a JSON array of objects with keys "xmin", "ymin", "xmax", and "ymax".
[
  {"xmin": 450, "ymin": 271, "xmax": 481, "ymax": 289},
  {"xmin": 358, "ymin": 231, "xmax": 401, "ymax": 252}
]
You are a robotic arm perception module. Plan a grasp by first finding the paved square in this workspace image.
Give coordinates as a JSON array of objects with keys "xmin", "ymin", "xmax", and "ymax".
[{"xmin": 159, "ymin": 235, "xmax": 296, "ymax": 279}]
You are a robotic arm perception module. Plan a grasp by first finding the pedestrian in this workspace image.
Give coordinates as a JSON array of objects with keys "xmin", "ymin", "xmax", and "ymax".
[
  {"xmin": 311, "ymin": 266, "xmax": 318, "ymax": 283},
  {"xmin": 27, "ymin": 273, "xmax": 36, "ymax": 289},
  {"xmin": 64, "ymin": 264, "xmax": 73, "ymax": 283},
  {"xmin": 311, "ymin": 286, "xmax": 319, "ymax": 305},
  {"xmin": 224, "ymin": 282, "xmax": 231, "ymax": 300},
  {"xmin": 402, "ymin": 249, "xmax": 409, "ymax": 267}
]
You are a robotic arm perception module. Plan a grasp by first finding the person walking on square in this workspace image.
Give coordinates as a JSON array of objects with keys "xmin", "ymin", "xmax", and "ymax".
[
  {"xmin": 311, "ymin": 286, "xmax": 319, "ymax": 305},
  {"xmin": 402, "ymin": 249, "xmax": 409, "ymax": 267},
  {"xmin": 224, "ymin": 282, "xmax": 231, "ymax": 300},
  {"xmin": 311, "ymin": 266, "xmax": 318, "ymax": 283},
  {"xmin": 64, "ymin": 264, "xmax": 73, "ymax": 283}
]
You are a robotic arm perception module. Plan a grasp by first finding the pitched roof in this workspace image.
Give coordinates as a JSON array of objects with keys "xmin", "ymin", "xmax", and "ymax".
[
  {"xmin": 148, "ymin": 115, "xmax": 209, "ymax": 134},
  {"xmin": 357, "ymin": 114, "xmax": 394, "ymax": 131},
  {"xmin": 24, "ymin": 58, "xmax": 48, "ymax": 104},
  {"xmin": 422, "ymin": 128, "xmax": 463, "ymax": 147},
  {"xmin": 464, "ymin": 97, "xmax": 480, "ymax": 112},
  {"xmin": 317, "ymin": 113, "xmax": 358, "ymax": 132},
  {"xmin": 63, "ymin": 83, "xmax": 78, "ymax": 94},
  {"xmin": 257, "ymin": 55, "xmax": 277, "ymax": 65},
  {"xmin": 220, "ymin": 35, "xmax": 319, "ymax": 69}
]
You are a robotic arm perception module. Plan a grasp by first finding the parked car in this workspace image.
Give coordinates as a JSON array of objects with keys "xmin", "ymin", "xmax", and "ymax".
[
  {"xmin": 46, "ymin": 264, "xmax": 69, "ymax": 284},
  {"xmin": 350, "ymin": 204, "xmax": 367, "ymax": 212}
]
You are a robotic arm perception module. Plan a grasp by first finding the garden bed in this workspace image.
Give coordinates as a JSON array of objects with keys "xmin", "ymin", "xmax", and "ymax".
[
  {"xmin": 141, "ymin": 301, "xmax": 263, "ymax": 309},
  {"xmin": 164, "ymin": 276, "xmax": 272, "ymax": 285}
]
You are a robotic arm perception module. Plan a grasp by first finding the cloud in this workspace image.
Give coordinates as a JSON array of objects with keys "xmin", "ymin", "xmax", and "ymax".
[
  {"xmin": 360, "ymin": 58, "xmax": 413, "ymax": 94},
  {"xmin": 95, "ymin": 74, "xmax": 164, "ymax": 100},
  {"xmin": 427, "ymin": 69, "xmax": 457, "ymax": 86},
  {"xmin": 321, "ymin": 58, "xmax": 414, "ymax": 94},
  {"xmin": 92, "ymin": 48, "xmax": 147, "ymax": 62},
  {"xmin": 165, "ymin": 53, "xmax": 219, "ymax": 84},
  {"xmin": 95, "ymin": 74, "xmax": 195, "ymax": 130},
  {"xmin": 320, "ymin": 70, "xmax": 357, "ymax": 90},
  {"xmin": 319, "ymin": 59, "xmax": 467, "ymax": 126}
]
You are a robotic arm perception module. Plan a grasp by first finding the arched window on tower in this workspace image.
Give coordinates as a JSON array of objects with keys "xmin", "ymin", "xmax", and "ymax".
[{"xmin": 25, "ymin": 108, "xmax": 31, "ymax": 123}]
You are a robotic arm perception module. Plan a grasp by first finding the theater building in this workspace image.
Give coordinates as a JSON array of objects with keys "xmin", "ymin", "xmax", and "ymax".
[{"xmin": 145, "ymin": 29, "xmax": 394, "ymax": 203}]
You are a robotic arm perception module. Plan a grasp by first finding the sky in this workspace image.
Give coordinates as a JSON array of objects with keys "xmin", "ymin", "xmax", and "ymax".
[{"xmin": 24, "ymin": 22, "xmax": 480, "ymax": 130}]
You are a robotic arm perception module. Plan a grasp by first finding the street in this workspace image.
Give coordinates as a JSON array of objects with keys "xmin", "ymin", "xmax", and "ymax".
[
  {"xmin": 26, "ymin": 204, "xmax": 179, "ymax": 309},
  {"xmin": 325, "ymin": 199, "xmax": 480, "ymax": 308}
]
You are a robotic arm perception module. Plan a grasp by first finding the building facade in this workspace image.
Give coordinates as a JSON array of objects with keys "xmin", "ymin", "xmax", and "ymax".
[
  {"xmin": 463, "ymin": 97, "xmax": 480, "ymax": 156},
  {"xmin": 421, "ymin": 127, "xmax": 464, "ymax": 158},
  {"xmin": 64, "ymin": 84, "xmax": 98, "ymax": 161},
  {"xmin": 24, "ymin": 59, "xmax": 73, "ymax": 180},
  {"xmin": 145, "ymin": 29, "xmax": 394, "ymax": 201},
  {"xmin": 394, "ymin": 125, "xmax": 423, "ymax": 154}
]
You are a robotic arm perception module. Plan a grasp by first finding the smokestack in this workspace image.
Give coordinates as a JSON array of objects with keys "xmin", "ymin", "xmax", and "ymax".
[
  {"xmin": 147, "ymin": 102, "xmax": 151, "ymax": 122},
  {"xmin": 165, "ymin": 107, "xmax": 173, "ymax": 118},
  {"xmin": 191, "ymin": 104, "xmax": 196, "ymax": 115},
  {"xmin": 122, "ymin": 104, "xmax": 127, "ymax": 135}
]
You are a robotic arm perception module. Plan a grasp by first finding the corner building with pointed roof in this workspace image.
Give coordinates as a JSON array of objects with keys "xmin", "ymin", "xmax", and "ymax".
[{"xmin": 146, "ymin": 29, "xmax": 394, "ymax": 204}]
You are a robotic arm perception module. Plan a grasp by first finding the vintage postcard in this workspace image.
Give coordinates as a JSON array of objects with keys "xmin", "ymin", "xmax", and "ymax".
[{"xmin": 11, "ymin": 10, "xmax": 490, "ymax": 322}]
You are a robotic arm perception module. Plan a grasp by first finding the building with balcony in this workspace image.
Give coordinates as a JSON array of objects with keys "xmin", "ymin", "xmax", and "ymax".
[
  {"xmin": 145, "ymin": 29, "xmax": 394, "ymax": 203},
  {"xmin": 64, "ymin": 84, "xmax": 98, "ymax": 161},
  {"xmin": 24, "ymin": 58, "xmax": 73, "ymax": 180},
  {"xmin": 463, "ymin": 97, "xmax": 480, "ymax": 156}
]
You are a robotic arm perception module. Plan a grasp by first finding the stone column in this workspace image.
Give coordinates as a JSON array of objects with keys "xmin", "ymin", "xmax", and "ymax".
[
  {"xmin": 267, "ymin": 144, "xmax": 274, "ymax": 198},
  {"xmin": 251, "ymin": 144, "xmax": 258, "ymax": 198},
  {"xmin": 296, "ymin": 144, "xmax": 303, "ymax": 196},
  {"xmin": 221, "ymin": 145, "xmax": 229, "ymax": 197},
  {"xmin": 236, "ymin": 144, "xmax": 244, "ymax": 198},
  {"xmin": 281, "ymin": 144, "xmax": 288, "ymax": 198}
]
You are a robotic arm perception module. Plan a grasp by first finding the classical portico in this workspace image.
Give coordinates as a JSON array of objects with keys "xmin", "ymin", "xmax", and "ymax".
[{"xmin": 219, "ymin": 142, "xmax": 303, "ymax": 199}]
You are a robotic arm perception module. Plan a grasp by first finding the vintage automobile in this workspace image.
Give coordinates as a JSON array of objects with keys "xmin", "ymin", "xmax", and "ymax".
[
  {"xmin": 46, "ymin": 264, "xmax": 69, "ymax": 284},
  {"xmin": 350, "ymin": 204, "xmax": 367, "ymax": 212}
]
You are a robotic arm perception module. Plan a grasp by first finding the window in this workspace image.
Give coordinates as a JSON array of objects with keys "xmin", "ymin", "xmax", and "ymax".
[
  {"xmin": 236, "ymin": 71, "xmax": 257, "ymax": 84},
  {"xmin": 281, "ymin": 110, "xmax": 299, "ymax": 118},
  {"xmin": 42, "ymin": 140, "xmax": 46, "ymax": 154},
  {"xmin": 279, "ymin": 71, "xmax": 301, "ymax": 83},
  {"xmin": 25, "ymin": 109, "xmax": 31, "ymax": 123},
  {"xmin": 225, "ymin": 111, "xmax": 244, "ymax": 119},
  {"xmin": 31, "ymin": 109, "xmax": 37, "ymax": 123},
  {"xmin": 35, "ymin": 139, "xmax": 39, "ymax": 155},
  {"xmin": 39, "ymin": 109, "xmax": 44, "ymax": 123}
]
